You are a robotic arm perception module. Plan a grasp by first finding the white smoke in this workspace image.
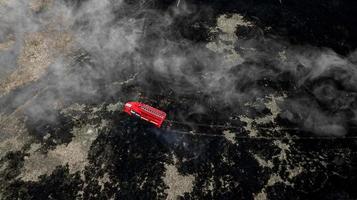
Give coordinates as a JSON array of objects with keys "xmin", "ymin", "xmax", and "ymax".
[{"xmin": 0, "ymin": 0, "xmax": 356, "ymax": 137}]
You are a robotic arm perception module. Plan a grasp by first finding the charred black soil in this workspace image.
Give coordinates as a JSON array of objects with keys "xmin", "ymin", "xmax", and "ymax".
[{"xmin": 0, "ymin": 0, "xmax": 357, "ymax": 199}]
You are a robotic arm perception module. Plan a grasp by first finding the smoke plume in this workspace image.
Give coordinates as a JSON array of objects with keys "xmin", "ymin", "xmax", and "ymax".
[{"xmin": 0, "ymin": 0, "xmax": 356, "ymax": 137}]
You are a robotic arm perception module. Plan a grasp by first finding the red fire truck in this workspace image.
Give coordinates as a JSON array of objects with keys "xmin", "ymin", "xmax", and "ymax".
[{"xmin": 123, "ymin": 102, "xmax": 167, "ymax": 127}]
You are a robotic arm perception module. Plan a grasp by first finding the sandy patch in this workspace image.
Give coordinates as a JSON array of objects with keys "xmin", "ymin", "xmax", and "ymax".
[
  {"xmin": 0, "ymin": 31, "xmax": 72, "ymax": 96},
  {"xmin": 252, "ymin": 154, "xmax": 274, "ymax": 169},
  {"xmin": 20, "ymin": 124, "xmax": 100, "ymax": 181},
  {"xmin": 223, "ymin": 130, "xmax": 236, "ymax": 144},
  {"xmin": 29, "ymin": 0, "xmax": 52, "ymax": 12},
  {"xmin": 0, "ymin": 114, "xmax": 30, "ymax": 158},
  {"xmin": 240, "ymin": 94, "xmax": 286, "ymax": 137},
  {"xmin": 163, "ymin": 156, "xmax": 195, "ymax": 199},
  {"xmin": 206, "ymin": 14, "xmax": 253, "ymax": 66},
  {"xmin": 0, "ymin": 37, "xmax": 15, "ymax": 51}
]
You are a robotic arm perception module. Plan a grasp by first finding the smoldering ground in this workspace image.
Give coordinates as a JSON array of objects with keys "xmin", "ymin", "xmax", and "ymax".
[
  {"xmin": 0, "ymin": 0, "xmax": 357, "ymax": 139},
  {"xmin": 1, "ymin": 1, "xmax": 357, "ymax": 199}
]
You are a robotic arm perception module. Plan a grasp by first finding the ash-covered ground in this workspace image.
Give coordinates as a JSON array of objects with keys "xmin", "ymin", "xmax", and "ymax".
[{"xmin": 0, "ymin": 0, "xmax": 357, "ymax": 199}]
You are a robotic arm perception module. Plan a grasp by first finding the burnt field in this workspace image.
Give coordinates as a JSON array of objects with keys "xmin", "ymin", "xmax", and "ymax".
[{"xmin": 0, "ymin": 0, "xmax": 357, "ymax": 199}]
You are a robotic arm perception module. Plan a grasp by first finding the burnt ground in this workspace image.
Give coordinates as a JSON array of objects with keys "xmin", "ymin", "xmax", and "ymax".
[{"xmin": 0, "ymin": 0, "xmax": 357, "ymax": 199}]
